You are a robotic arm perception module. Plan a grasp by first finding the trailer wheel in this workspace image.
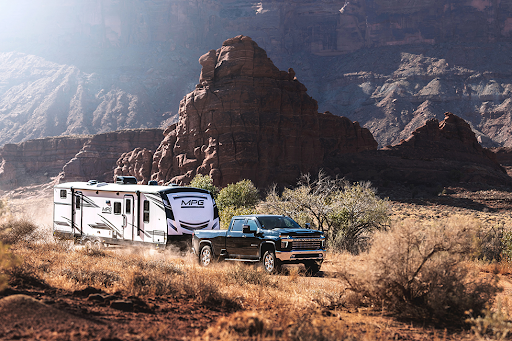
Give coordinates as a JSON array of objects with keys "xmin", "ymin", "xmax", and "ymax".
[
  {"xmin": 199, "ymin": 245, "xmax": 213, "ymax": 267},
  {"xmin": 262, "ymin": 250, "xmax": 281, "ymax": 274},
  {"xmin": 92, "ymin": 240, "xmax": 103, "ymax": 252},
  {"xmin": 84, "ymin": 239, "xmax": 93, "ymax": 253}
]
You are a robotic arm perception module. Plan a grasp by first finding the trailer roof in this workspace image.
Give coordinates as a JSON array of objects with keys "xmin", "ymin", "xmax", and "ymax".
[{"xmin": 54, "ymin": 181, "xmax": 212, "ymax": 195}]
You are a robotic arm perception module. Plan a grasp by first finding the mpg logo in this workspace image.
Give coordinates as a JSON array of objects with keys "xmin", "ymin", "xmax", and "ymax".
[{"xmin": 180, "ymin": 197, "xmax": 205, "ymax": 209}]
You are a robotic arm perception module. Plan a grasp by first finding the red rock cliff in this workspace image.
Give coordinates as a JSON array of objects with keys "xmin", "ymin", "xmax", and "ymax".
[{"xmin": 117, "ymin": 36, "xmax": 377, "ymax": 188}]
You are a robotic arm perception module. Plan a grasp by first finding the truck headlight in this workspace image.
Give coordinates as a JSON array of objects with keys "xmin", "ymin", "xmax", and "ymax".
[{"xmin": 281, "ymin": 240, "xmax": 289, "ymax": 249}]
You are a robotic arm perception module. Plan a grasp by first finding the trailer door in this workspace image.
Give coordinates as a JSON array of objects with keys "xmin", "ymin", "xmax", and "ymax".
[
  {"xmin": 74, "ymin": 191, "xmax": 83, "ymax": 235},
  {"xmin": 123, "ymin": 195, "xmax": 134, "ymax": 240}
]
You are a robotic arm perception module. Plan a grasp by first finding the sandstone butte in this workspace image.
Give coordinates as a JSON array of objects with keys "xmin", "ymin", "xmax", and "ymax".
[{"xmin": 114, "ymin": 35, "xmax": 378, "ymax": 188}]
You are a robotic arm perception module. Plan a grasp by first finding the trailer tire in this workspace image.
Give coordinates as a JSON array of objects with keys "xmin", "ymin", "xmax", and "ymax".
[
  {"xmin": 262, "ymin": 250, "xmax": 281, "ymax": 274},
  {"xmin": 199, "ymin": 245, "xmax": 213, "ymax": 267},
  {"xmin": 84, "ymin": 239, "xmax": 93, "ymax": 253}
]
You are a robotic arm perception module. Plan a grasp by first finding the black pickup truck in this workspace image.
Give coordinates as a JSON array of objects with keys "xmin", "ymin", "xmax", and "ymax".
[{"xmin": 191, "ymin": 214, "xmax": 326, "ymax": 274}]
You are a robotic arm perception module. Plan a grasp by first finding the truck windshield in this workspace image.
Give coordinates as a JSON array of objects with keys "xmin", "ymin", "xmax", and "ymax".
[{"xmin": 257, "ymin": 216, "xmax": 302, "ymax": 229}]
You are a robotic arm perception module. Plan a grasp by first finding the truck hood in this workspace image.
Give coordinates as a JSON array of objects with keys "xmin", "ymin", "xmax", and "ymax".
[{"xmin": 272, "ymin": 228, "xmax": 323, "ymax": 237}]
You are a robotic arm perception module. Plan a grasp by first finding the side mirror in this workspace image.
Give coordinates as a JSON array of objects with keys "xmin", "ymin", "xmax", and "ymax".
[
  {"xmin": 243, "ymin": 224, "xmax": 255, "ymax": 234},
  {"xmin": 305, "ymin": 223, "xmax": 311, "ymax": 229}
]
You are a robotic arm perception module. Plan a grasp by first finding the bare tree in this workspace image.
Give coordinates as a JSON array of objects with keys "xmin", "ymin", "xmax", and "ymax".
[{"xmin": 262, "ymin": 171, "xmax": 389, "ymax": 254}]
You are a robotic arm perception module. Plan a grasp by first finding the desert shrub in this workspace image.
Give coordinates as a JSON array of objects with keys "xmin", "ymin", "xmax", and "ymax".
[
  {"xmin": 182, "ymin": 269, "xmax": 237, "ymax": 308},
  {"xmin": 501, "ymin": 230, "xmax": 512, "ymax": 262},
  {"xmin": 0, "ymin": 242, "xmax": 18, "ymax": 291},
  {"xmin": 468, "ymin": 299, "xmax": 512, "ymax": 340},
  {"xmin": 474, "ymin": 224, "xmax": 505, "ymax": 262},
  {"xmin": 263, "ymin": 172, "xmax": 389, "ymax": 254},
  {"xmin": 217, "ymin": 179, "xmax": 259, "ymax": 210},
  {"xmin": 327, "ymin": 182, "xmax": 389, "ymax": 254},
  {"xmin": 338, "ymin": 217, "xmax": 500, "ymax": 322},
  {"xmin": 189, "ymin": 174, "xmax": 219, "ymax": 199},
  {"xmin": 0, "ymin": 219, "xmax": 38, "ymax": 245},
  {"xmin": 8, "ymin": 262, "xmax": 48, "ymax": 289}
]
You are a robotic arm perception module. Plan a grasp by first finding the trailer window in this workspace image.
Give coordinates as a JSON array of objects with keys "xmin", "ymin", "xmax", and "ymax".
[
  {"xmin": 125, "ymin": 199, "xmax": 131, "ymax": 214},
  {"xmin": 114, "ymin": 202, "xmax": 122, "ymax": 215},
  {"xmin": 143, "ymin": 200, "xmax": 150, "ymax": 223},
  {"xmin": 60, "ymin": 190, "xmax": 67, "ymax": 199},
  {"xmin": 75, "ymin": 196, "xmax": 81, "ymax": 209}
]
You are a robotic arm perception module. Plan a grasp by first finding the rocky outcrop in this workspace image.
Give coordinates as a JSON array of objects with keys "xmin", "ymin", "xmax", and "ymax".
[
  {"xmin": 324, "ymin": 112, "xmax": 511, "ymax": 191},
  {"xmin": 0, "ymin": 136, "xmax": 90, "ymax": 189},
  {"xmin": 57, "ymin": 129, "xmax": 163, "ymax": 183},
  {"xmin": 118, "ymin": 36, "xmax": 377, "ymax": 188},
  {"xmin": 0, "ymin": 129, "xmax": 163, "ymax": 190},
  {"xmin": 384, "ymin": 112, "xmax": 502, "ymax": 168}
]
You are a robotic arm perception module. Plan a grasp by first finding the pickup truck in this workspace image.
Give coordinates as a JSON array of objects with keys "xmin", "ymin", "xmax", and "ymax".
[{"xmin": 191, "ymin": 214, "xmax": 326, "ymax": 274}]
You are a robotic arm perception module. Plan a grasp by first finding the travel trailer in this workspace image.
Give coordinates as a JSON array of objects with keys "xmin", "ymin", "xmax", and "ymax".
[{"xmin": 53, "ymin": 176, "xmax": 219, "ymax": 249}]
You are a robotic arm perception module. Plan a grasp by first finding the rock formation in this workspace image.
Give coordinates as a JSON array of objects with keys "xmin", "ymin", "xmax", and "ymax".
[
  {"xmin": 324, "ymin": 112, "xmax": 511, "ymax": 191},
  {"xmin": 0, "ymin": 129, "xmax": 163, "ymax": 190},
  {"xmin": 57, "ymin": 129, "xmax": 163, "ymax": 183},
  {"xmin": 0, "ymin": 136, "xmax": 89, "ymax": 189},
  {"xmin": 384, "ymin": 112, "xmax": 501, "ymax": 168},
  {"xmin": 116, "ymin": 36, "xmax": 377, "ymax": 188}
]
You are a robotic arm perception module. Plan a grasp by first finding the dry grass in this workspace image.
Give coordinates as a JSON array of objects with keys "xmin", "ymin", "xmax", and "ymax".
[{"xmin": 4, "ymin": 193, "xmax": 512, "ymax": 339}]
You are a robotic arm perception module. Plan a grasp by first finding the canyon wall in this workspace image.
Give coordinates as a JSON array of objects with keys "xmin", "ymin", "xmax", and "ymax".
[
  {"xmin": 2, "ymin": 1, "xmax": 512, "ymax": 149},
  {"xmin": 0, "ymin": 129, "xmax": 163, "ymax": 190}
]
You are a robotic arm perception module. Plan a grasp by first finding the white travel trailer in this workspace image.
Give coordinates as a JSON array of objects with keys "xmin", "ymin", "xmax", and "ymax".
[{"xmin": 53, "ymin": 176, "xmax": 220, "ymax": 248}]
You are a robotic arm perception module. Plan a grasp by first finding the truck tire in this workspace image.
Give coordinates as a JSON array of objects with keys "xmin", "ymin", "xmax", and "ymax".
[
  {"xmin": 262, "ymin": 250, "xmax": 281, "ymax": 274},
  {"xmin": 199, "ymin": 245, "xmax": 213, "ymax": 267},
  {"xmin": 304, "ymin": 261, "xmax": 321, "ymax": 276}
]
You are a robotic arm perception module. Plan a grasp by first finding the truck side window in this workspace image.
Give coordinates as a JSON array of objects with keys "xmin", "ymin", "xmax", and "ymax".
[
  {"xmin": 60, "ymin": 190, "xmax": 67, "ymax": 199},
  {"xmin": 114, "ymin": 202, "xmax": 122, "ymax": 215},
  {"xmin": 246, "ymin": 219, "xmax": 258, "ymax": 231},
  {"xmin": 230, "ymin": 219, "xmax": 244, "ymax": 232},
  {"xmin": 143, "ymin": 200, "xmax": 150, "ymax": 223}
]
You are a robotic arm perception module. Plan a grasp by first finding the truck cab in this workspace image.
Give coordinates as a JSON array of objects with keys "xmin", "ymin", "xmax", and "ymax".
[{"xmin": 192, "ymin": 214, "xmax": 326, "ymax": 274}]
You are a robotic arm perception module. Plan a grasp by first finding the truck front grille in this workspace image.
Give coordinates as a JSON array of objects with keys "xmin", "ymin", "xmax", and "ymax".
[{"xmin": 291, "ymin": 239, "xmax": 322, "ymax": 250}]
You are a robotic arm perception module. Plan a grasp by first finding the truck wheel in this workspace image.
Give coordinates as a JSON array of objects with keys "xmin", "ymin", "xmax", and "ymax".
[
  {"xmin": 199, "ymin": 245, "xmax": 213, "ymax": 267},
  {"xmin": 304, "ymin": 261, "xmax": 321, "ymax": 276},
  {"xmin": 262, "ymin": 250, "xmax": 281, "ymax": 274}
]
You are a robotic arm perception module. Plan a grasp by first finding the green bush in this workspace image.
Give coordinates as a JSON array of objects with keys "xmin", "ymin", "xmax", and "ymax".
[
  {"xmin": 217, "ymin": 179, "xmax": 259, "ymax": 210},
  {"xmin": 189, "ymin": 174, "xmax": 219, "ymax": 199}
]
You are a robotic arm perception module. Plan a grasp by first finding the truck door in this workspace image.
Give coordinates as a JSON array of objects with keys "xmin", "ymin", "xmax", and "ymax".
[
  {"xmin": 123, "ymin": 195, "xmax": 134, "ymax": 240},
  {"xmin": 238, "ymin": 218, "xmax": 260, "ymax": 259},
  {"xmin": 74, "ymin": 191, "xmax": 83, "ymax": 235},
  {"xmin": 225, "ymin": 218, "xmax": 245, "ymax": 257}
]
